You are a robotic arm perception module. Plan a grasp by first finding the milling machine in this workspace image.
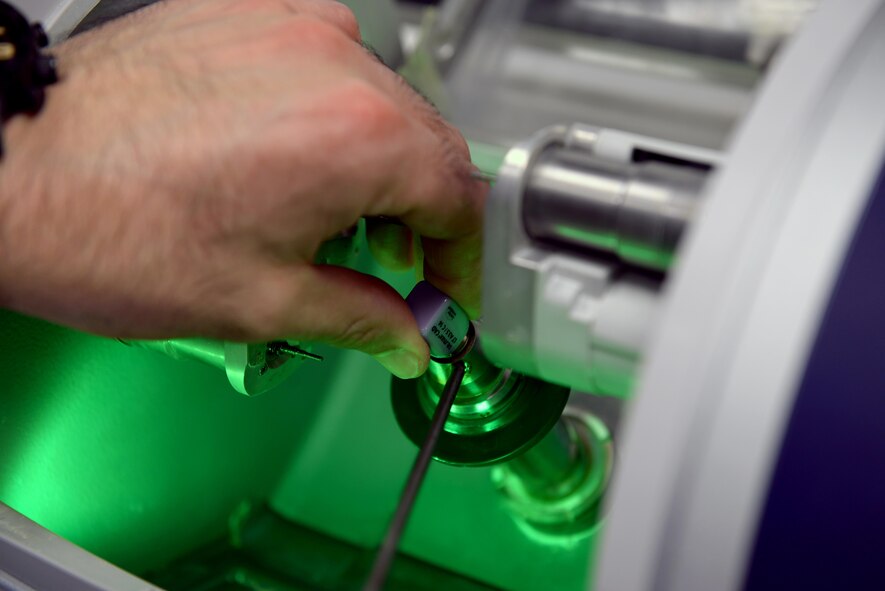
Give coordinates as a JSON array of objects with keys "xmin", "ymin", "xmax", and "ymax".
[{"xmin": 2, "ymin": 1, "xmax": 885, "ymax": 590}]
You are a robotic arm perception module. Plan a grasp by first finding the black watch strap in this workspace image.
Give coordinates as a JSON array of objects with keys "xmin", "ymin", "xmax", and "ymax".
[{"xmin": 0, "ymin": 1, "xmax": 58, "ymax": 157}]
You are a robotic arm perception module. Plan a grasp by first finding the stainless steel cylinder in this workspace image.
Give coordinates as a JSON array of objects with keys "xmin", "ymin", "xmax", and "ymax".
[
  {"xmin": 493, "ymin": 409, "xmax": 613, "ymax": 535},
  {"xmin": 120, "ymin": 339, "xmax": 310, "ymax": 396},
  {"xmin": 504, "ymin": 419, "xmax": 582, "ymax": 497},
  {"xmin": 523, "ymin": 146, "xmax": 707, "ymax": 270}
]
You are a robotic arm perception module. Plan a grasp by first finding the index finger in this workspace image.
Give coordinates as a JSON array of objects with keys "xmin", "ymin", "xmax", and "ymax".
[
  {"xmin": 421, "ymin": 228, "xmax": 484, "ymax": 319},
  {"xmin": 365, "ymin": 122, "xmax": 488, "ymax": 317},
  {"xmin": 322, "ymin": 40, "xmax": 486, "ymax": 315},
  {"xmin": 267, "ymin": 32, "xmax": 489, "ymax": 314},
  {"xmin": 351, "ymin": 77, "xmax": 488, "ymax": 315}
]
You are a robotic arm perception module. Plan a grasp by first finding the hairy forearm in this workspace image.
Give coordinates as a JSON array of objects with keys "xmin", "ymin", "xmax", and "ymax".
[{"xmin": 0, "ymin": 0, "xmax": 486, "ymax": 380}]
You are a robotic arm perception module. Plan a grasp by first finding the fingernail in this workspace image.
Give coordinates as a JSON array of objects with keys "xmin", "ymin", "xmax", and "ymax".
[
  {"xmin": 372, "ymin": 223, "xmax": 406, "ymax": 247},
  {"xmin": 375, "ymin": 348, "xmax": 425, "ymax": 379}
]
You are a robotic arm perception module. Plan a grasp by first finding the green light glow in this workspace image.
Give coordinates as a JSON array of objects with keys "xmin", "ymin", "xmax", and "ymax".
[
  {"xmin": 553, "ymin": 225, "xmax": 676, "ymax": 269},
  {"xmin": 467, "ymin": 140, "xmax": 508, "ymax": 180},
  {"xmin": 1, "ymin": 255, "xmax": 597, "ymax": 591},
  {"xmin": 618, "ymin": 238, "xmax": 675, "ymax": 269},
  {"xmin": 493, "ymin": 413, "xmax": 611, "ymax": 537},
  {"xmin": 0, "ymin": 311, "xmax": 336, "ymax": 575},
  {"xmin": 272, "ymin": 261, "xmax": 594, "ymax": 591},
  {"xmin": 555, "ymin": 225, "xmax": 619, "ymax": 251}
]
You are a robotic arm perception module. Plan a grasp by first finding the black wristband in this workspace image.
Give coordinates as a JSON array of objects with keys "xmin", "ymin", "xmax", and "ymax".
[{"xmin": 0, "ymin": 1, "xmax": 58, "ymax": 157}]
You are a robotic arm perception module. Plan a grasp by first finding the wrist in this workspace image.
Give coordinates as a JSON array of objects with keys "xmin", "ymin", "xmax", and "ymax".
[
  {"xmin": 0, "ymin": 0, "xmax": 64, "ymax": 306},
  {"xmin": 0, "ymin": 115, "xmax": 36, "ymax": 306}
]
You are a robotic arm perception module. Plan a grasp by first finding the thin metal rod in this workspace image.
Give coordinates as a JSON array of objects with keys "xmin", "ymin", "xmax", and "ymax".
[
  {"xmin": 271, "ymin": 342, "xmax": 324, "ymax": 362},
  {"xmin": 363, "ymin": 361, "xmax": 467, "ymax": 591},
  {"xmin": 471, "ymin": 169, "xmax": 496, "ymax": 183}
]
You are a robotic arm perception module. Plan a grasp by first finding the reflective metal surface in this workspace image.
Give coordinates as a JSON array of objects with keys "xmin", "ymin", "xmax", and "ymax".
[
  {"xmin": 120, "ymin": 338, "xmax": 315, "ymax": 397},
  {"xmin": 481, "ymin": 124, "xmax": 721, "ymax": 394},
  {"xmin": 391, "ymin": 346, "xmax": 570, "ymax": 466},
  {"xmin": 523, "ymin": 0, "xmax": 816, "ymax": 65},
  {"xmin": 524, "ymin": 146, "xmax": 707, "ymax": 270},
  {"xmin": 0, "ymin": 504, "xmax": 159, "ymax": 591},
  {"xmin": 597, "ymin": 2, "xmax": 885, "ymax": 590},
  {"xmin": 442, "ymin": 0, "xmax": 763, "ymax": 149},
  {"xmin": 494, "ymin": 410, "xmax": 612, "ymax": 537}
]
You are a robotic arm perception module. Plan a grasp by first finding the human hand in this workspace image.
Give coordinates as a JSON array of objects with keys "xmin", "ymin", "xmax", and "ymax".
[{"xmin": 0, "ymin": 0, "xmax": 486, "ymax": 378}]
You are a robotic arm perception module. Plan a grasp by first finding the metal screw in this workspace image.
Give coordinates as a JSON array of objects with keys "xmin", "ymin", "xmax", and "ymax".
[{"xmin": 268, "ymin": 342, "xmax": 324, "ymax": 362}]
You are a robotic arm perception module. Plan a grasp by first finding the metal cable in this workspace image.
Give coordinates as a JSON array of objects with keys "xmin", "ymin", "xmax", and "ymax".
[{"xmin": 363, "ymin": 360, "xmax": 467, "ymax": 591}]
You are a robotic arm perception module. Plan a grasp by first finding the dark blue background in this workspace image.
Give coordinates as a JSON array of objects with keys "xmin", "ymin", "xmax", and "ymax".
[{"xmin": 744, "ymin": 158, "xmax": 885, "ymax": 590}]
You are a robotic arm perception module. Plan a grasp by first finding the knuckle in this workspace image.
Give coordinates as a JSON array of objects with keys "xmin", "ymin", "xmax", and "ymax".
[
  {"xmin": 284, "ymin": 16, "xmax": 353, "ymax": 57},
  {"xmin": 323, "ymin": 2, "xmax": 361, "ymax": 41},
  {"xmin": 428, "ymin": 113, "xmax": 471, "ymax": 160},
  {"xmin": 337, "ymin": 81, "xmax": 408, "ymax": 139},
  {"xmin": 448, "ymin": 123, "xmax": 471, "ymax": 156},
  {"xmin": 230, "ymin": 280, "xmax": 293, "ymax": 340},
  {"xmin": 337, "ymin": 315, "xmax": 387, "ymax": 352},
  {"xmin": 234, "ymin": 306, "xmax": 280, "ymax": 342}
]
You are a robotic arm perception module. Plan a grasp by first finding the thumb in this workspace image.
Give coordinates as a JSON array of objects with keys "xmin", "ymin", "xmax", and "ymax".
[{"xmin": 286, "ymin": 265, "xmax": 429, "ymax": 378}]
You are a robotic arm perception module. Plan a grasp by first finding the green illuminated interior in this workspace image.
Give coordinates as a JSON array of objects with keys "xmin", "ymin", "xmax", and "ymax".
[
  {"xmin": 0, "ymin": 253, "xmax": 599, "ymax": 591},
  {"xmin": 0, "ymin": 138, "xmax": 601, "ymax": 590}
]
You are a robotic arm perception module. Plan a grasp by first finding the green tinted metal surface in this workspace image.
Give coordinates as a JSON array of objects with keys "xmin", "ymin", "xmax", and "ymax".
[
  {"xmin": 424, "ymin": 351, "xmax": 519, "ymax": 434},
  {"xmin": 391, "ymin": 348, "xmax": 571, "ymax": 466},
  {"xmin": 1, "ymin": 262, "xmax": 596, "ymax": 590},
  {"xmin": 0, "ymin": 311, "xmax": 339, "ymax": 575},
  {"xmin": 152, "ymin": 503, "xmax": 498, "ymax": 591},
  {"xmin": 271, "ymin": 262, "xmax": 596, "ymax": 591},
  {"xmin": 468, "ymin": 140, "xmax": 508, "ymax": 179},
  {"xmin": 123, "ymin": 338, "xmax": 227, "ymax": 369},
  {"xmin": 494, "ymin": 413, "xmax": 612, "ymax": 538},
  {"xmin": 0, "ymin": 8, "xmax": 595, "ymax": 589},
  {"xmin": 553, "ymin": 225, "xmax": 677, "ymax": 270},
  {"xmin": 0, "ymin": 258, "xmax": 598, "ymax": 591}
]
